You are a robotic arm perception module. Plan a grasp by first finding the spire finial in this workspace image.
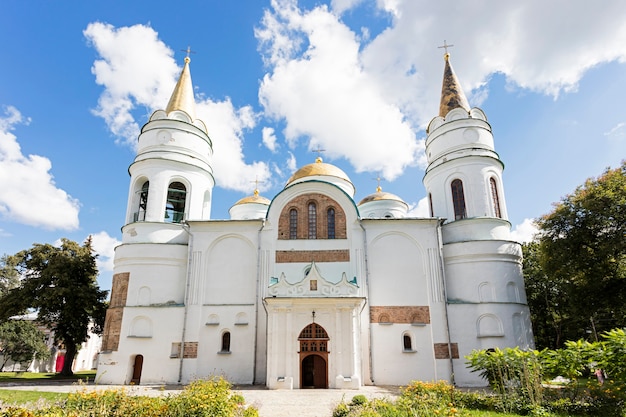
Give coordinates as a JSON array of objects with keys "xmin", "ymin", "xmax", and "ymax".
[
  {"xmin": 182, "ymin": 46, "xmax": 196, "ymax": 64},
  {"xmin": 251, "ymin": 176, "xmax": 264, "ymax": 196},
  {"xmin": 438, "ymin": 40, "xmax": 454, "ymax": 58},
  {"xmin": 437, "ymin": 40, "xmax": 470, "ymax": 118},
  {"xmin": 312, "ymin": 147, "xmax": 326, "ymax": 163},
  {"xmin": 165, "ymin": 47, "xmax": 197, "ymax": 119},
  {"xmin": 374, "ymin": 176, "xmax": 383, "ymax": 193}
]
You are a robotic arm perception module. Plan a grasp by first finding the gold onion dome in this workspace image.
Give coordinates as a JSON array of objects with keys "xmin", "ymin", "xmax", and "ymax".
[
  {"xmin": 286, "ymin": 157, "xmax": 352, "ymax": 186},
  {"xmin": 234, "ymin": 189, "xmax": 270, "ymax": 206},
  {"xmin": 358, "ymin": 186, "xmax": 405, "ymax": 206}
]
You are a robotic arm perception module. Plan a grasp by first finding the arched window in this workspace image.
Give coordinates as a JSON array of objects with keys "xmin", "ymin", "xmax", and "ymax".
[
  {"xmin": 135, "ymin": 181, "xmax": 149, "ymax": 222},
  {"xmin": 221, "ymin": 331, "xmax": 231, "ymax": 352},
  {"xmin": 403, "ymin": 334, "xmax": 413, "ymax": 351},
  {"xmin": 451, "ymin": 179, "xmax": 467, "ymax": 220},
  {"xmin": 298, "ymin": 323, "xmax": 329, "ymax": 353},
  {"xmin": 490, "ymin": 177, "xmax": 502, "ymax": 218},
  {"xmin": 428, "ymin": 193, "xmax": 434, "ymax": 217},
  {"xmin": 165, "ymin": 182, "xmax": 186, "ymax": 223},
  {"xmin": 327, "ymin": 208, "xmax": 335, "ymax": 239},
  {"xmin": 289, "ymin": 209, "xmax": 298, "ymax": 239},
  {"xmin": 308, "ymin": 202, "xmax": 317, "ymax": 239}
]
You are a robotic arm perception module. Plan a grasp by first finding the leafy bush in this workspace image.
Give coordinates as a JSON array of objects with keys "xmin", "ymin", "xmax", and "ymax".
[{"xmin": 1, "ymin": 376, "xmax": 258, "ymax": 417}]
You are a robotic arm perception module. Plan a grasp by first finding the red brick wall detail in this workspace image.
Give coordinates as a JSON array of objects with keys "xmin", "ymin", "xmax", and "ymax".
[
  {"xmin": 101, "ymin": 273, "xmax": 130, "ymax": 352},
  {"xmin": 370, "ymin": 306, "xmax": 430, "ymax": 324},
  {"xmin": 278, "ymin": 193, "xmax": 347, "ymax": 239},
  {"xmin": 434, "ymin": 343, "xmax": 459, "ymax": 359},
  {"xmin": 276, "ymin": 250, "xmax": 350, "ymax": 263},
  {"xmin": 109, "ymin": 272, "xmax": 129, "ymax": 307},
  {"xmin": 183, "ymin": 342, "xmax": 198, "ymax": 358}
]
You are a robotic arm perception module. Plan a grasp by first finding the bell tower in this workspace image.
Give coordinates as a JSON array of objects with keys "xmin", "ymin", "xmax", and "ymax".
[
  {"xmin": 423, "ymin": 48, "xmax": 534, "ymax": 386},
  {"xmin": 124, "ymin": 55, "xmax": 214, "ymax": 234}
]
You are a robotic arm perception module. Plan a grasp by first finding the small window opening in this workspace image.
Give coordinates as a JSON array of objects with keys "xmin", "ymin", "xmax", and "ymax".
[
  {"xmin": 490, "ymin": 177, "xmax": 502, "ymax": 218},
  {"xmin": 221, "ymin": 331, "xmax": 231, "ymax": 353},
  {"xmin": 403, "ymin": 334, "xmax": 413, "ymax": 351}
]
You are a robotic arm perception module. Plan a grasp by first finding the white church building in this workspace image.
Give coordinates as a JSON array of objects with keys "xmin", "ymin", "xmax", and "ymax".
[{"xmin": 96, "ymin": 51, "xmax": 534, "ymax": 388}]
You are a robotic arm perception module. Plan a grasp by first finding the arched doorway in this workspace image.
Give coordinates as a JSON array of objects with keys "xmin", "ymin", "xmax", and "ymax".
[
  {"xmin": 130, "ymin": 354, "xmax": 143, "ymax": 384},
  {"xmin": 299, "ymin": 323, "xmax": 329, "ymax": 389}
]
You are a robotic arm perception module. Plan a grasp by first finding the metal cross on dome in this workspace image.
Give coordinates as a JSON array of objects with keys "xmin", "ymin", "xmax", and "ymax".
[
  {"xmin": 182, "ymin": 46, "xmax": 196, "ymax": 58},
  {"xmin": 438, "ymin": 40, "xmax": 454, "ymax": 54}
]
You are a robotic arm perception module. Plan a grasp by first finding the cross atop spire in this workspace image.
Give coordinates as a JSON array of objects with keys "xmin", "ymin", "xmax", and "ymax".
[
  {"xmin": 251, "ymin": 176, "xmax": 264, "ymax": 196},
  {"xmin": 373, "ymin": 176, "xmax": 383, "ymax": 193},
  {"xmin": 312, "ymin": 147, "xmax": 326, "ymax": 163},
  {"xmin": 438, "ymin": 40, "xmax": 454, "ymax": 56}
]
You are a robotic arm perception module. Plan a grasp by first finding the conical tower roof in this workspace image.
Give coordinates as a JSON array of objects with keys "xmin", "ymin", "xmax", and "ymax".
[
  {"xmin": 166, "ymin": 56, "xmax": 196, "ymax": 120},
  {"xmin": 438, "ymin": 52, "xmax": 470, "ymax": 117}
]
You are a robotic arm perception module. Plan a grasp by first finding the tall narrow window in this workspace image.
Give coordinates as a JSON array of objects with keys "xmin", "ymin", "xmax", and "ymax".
[
  {"xmin": 428, "ymin": 193, "xmax": 434, "ymax": 217},
  {"xmin": 136, "ymin": 181, "xmax": 149, "ymax": 222},
  {"xmin": 221, "ymin": 331, "xmax": 231, "ymax": 352},
  {"xmin": 165, "ymin": 182, "xmax": 186, "ymax": 223},
  {"xmin": 490, "ymin": 177, "xmax": 502, "ymax": 218},
  {"xmin": 327, "ymin": 208, "xmax": 335, "ymax": 239},
  {"xmin": 308, "ymin": 202, "xmax": 317, "ymax": 239},
  {"xmin": 289, "ymin": 209, "xmax": 298, "ymax": 239},
  {"xmin": 451, "ymin": 179, "xmax": 467, "ymax": 220}
]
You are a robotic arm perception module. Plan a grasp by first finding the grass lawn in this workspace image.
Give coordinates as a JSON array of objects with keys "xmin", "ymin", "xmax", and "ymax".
[
  {"xmin": 0, "ymin": 372, "xmax": 92, "ymax": 406},
  {"xmin": 0, "ymin": 389, "xmax": 68, "ymax": 405},
  {"xmin": 0, "ymin": 370, "xmax": 96, "ymax": 382}
]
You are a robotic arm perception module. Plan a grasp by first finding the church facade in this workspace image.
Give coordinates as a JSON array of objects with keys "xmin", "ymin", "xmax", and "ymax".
[{"xmin": 96, "ymin": 52, "xmax": 534, "ymax": 389}]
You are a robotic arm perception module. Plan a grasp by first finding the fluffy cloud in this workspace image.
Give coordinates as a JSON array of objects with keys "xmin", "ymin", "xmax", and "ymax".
[
  {"xmin": 90, "ymin": 231, "xmax": 120, "ymax": 272},
  {"xmin": 84, "ymin": 22, "xmax": 270, "ymax": 193},
  {"xmin": 255, "ymin": 0, "xmax": 626, "ymax": 183},
  {"xmin": 257, "ymin": 0, "xmax": 420, "ymax": 180},
  {"xmin": 511, "ymin": 218, "xmax": 539, "ymax": 244},
  {"xmin": 0, "ymin": 106, "xmax": 80, "ymax": 230},
  {"xmin": 262, "ymin": 126, "xmax": 279, "ymax": 152}
]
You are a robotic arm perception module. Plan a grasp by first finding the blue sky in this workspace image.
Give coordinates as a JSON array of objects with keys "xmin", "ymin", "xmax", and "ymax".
[{"xmin": 1, "ymin": 0, "xmax": 625, "ymax": 292}]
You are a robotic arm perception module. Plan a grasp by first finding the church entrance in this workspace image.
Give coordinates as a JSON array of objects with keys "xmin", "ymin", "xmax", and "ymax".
[
  {"xmin": 130, "ymin": 354, "xmax": 143, "ymax": 384},
  {"xmin": 299, "ymin": 323, "xmax": 329, "ymax": 388}
]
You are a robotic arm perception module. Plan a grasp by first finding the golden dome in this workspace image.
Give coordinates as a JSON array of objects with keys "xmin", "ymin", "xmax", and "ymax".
[
  {"xmin": 233, "ymin": 189, "xmax": 271, "ymax": 206},
  {"xmin": 358, "ymin": 186, "xmax": 405, "ymax": 206},
  {"xmin": 286, "ymin": 157, "xmax": 351, "ymax": 186}
]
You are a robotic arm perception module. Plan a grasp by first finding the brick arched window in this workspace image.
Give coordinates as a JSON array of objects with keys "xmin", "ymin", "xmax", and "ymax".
[
  {"xmin": 327, "ymin": 208, "xmax": 335, "ymax": 239},
  {"xmin": 308, "ymin": 202, "xmax": 317, "ymax": 239},
  {"xmin": 451, "ymin": 179, "xmax": 466, "ymax": 220},
  {"xmin": 289, "ymin": 209, "xmax": 298, "ymax": 239}
]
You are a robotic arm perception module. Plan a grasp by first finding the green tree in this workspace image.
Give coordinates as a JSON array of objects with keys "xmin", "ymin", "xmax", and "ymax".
[
  {"xmin": 0, "ymin": 319, "xmax": 50, "ymax": 371},
  {"xmin": 534, "ymin": 161, "xmax": 626, "ymax": 345},
  {"xmin": 0, "ymin": 237, "xmax": 108, "ymax": 376},
  {"xmin": 0, "ymin": 254, "xmax": 20, "ymax": 297},
  {"xmin": 523, "ymin": 242, "xmax": 574, "ymax": 349}
]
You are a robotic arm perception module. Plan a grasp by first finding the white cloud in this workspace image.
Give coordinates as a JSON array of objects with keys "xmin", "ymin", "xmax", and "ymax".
[
  {"xmin": 262, "ymin": 126, "xmax": 279, "ymax": 152},
  {"xmin": 84, "ymin": 22, "xmax": 271, "ymax": 194},
  {"xmin": 511, "ymin": 218, "xmax": 538, "ymax": 244},
  {"xmin": 286, "ymin": 151, "xmax": 297, "ymax": 173},
  {"xmin": 90, "ymin": 231, "xmax": 120, "ymax": 272},
  {"xmin": 257, "ymin": 1, "xmax": 420, "ymax": 180},
  {"xmin": 255, "ymin": 0, "xmax": 626, "ymax": 184},
  {"xmin": 407, "ymin": 197, "xmax": 430, "ymax": 217},
  {"xmin": 84, "ymin": 22, "xmax": 179, "ymax": 148},
  {"xmin": 0, "ymin": 106, "xmax": 80, "ymax": 230},
  {"xmin": 604, "ymin": 122, "xmax": 626, "ymax": 140}
]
